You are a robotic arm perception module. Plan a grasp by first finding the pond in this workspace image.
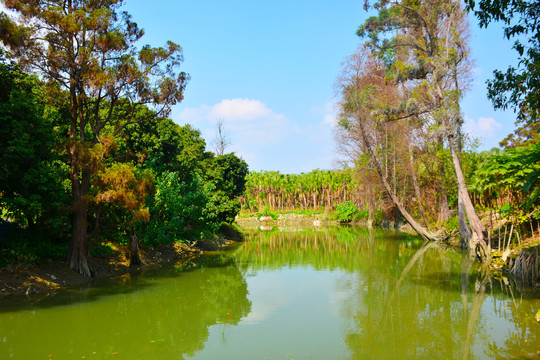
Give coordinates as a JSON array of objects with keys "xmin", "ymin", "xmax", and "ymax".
[{"xmin": 1, "ymin": 226, "xmax": 539, "ymax": 359}]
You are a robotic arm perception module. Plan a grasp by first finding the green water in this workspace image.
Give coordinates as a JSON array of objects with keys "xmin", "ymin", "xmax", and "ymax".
[{"xmin": 1, "ymin": 226, "xmax": 540, "ymax": 359}]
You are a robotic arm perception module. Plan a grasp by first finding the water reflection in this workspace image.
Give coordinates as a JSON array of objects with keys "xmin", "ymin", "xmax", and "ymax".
[
  {"xmin": 1, "ymin": 226, "xmax": 539, "ymax": 360},
  {"xmin": 236, "ymin": 226, "xmax": 423, "ymax": 272},
  {"xmin": 239, "ymin": 227, "xmax": 540, "ymax": 360},
  {"xmin": 0, "ymin": 256, "xmax": 251, "ymax": 360}
]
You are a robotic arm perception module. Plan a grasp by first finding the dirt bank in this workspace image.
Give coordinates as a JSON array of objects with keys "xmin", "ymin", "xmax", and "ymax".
[{"xmin": 0, "ymin": 238, "xmax": 237, "ymax": 300}]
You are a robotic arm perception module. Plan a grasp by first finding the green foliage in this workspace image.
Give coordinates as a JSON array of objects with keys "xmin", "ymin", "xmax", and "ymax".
[
  {"xmin": 257, "ymin": 205, "xmax": 278, "ymax": 220},
  {"xmin": 290, "ymin": 209, "xmax": 327, "ymax": 217},
  {"xmin": 333, "ymin": 201, "xmax": 360, "ymax": 223},
  {"xmin": 465, "ymin": 0, "xmax": 540, "ymax": 122},
  {"xmin": 0, "ymin": 0, "xmax": 189, "ymax": 273},
  {"xmin": 521, "ymin": 141, "xmax": 540, "ymax": 207},
  {"xmin": 246, "ymin": 168, "xmax": 355, "ymax": 194},
  {"xmin": 0, "ymin": 55, "xmax": 72, "ymax": 260},
  {"xmin": 328, "ymin": 202, "xmax": 384, "ymax": 223},
  {"xmin": 205, "ymin": 191, "xmax": 242, "ymax": 225},
  {"xmin": 0, "ymin": 5, "xmax": 250, "ymax": 268},
  {"xmin": 0, "ymin": 53, "xmax": 70, "ymax": 234},
  {"xmin": 243, "ymin": 168, "xmax": 357, "ymax": 213},
  {"xmin": 500, "ymin": 121, "xmax": 540, "ymax": 149},
  {"xmin": 89, "ymin": 242, "xmax": 115, "ymax": 258},
  {"xmin": 206, "ymin": 153, "xmax": 249, "ymax": 197},
  {"xmin": 0, "ymin": 229, "xmax": 68, "ymax": 266},
  {"xmin": 141, "ymin": 171, "xmax": 219, "ymax": 246},
  {"xmin": 468, "ymin": 143, "xmax": 540, "ymax": 209},
  {"xmin": 205, "ymin": 153, "xmax": 249, "ymax": 223},
  {"xmin": 120, "ymin": 117, "xmax": 210, "ymax": 178},
  {"xmin": 218, "ymin": 222, "xmax": 244, "ymax": 241},
  {"xmin": 442, "ymin": 215, "xmax": 460, "ymax": 233}
]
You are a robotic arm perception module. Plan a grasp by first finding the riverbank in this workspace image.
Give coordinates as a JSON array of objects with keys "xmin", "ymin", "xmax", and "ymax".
[
  {"xmin": 0, "ymin": 235, "xmax": 241, "ymax": 300},
  {"xmin": 238, "ymin": 211, "xmax": 540, "ymax": 285},
  {"xmin": 3, "ymin": 215, "xmax": 539, "ymax": 299}
]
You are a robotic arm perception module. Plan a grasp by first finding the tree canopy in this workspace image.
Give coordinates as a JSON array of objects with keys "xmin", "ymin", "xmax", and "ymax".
[{"xmin": 464, "ymin": 0, "xmax": 540, "ymax": 122}]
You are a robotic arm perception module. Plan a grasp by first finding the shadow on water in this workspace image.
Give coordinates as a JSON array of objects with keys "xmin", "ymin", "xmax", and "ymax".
[
  {"xmin": 238, "ymin": 227, "xmax": 539, "ymax": 360},
  {"xmin": 0, "ymin": 270, "xmax": 156, "ymax": 313},
  {"xmin": 0, "ymin": 250, "xmax": 243, "ymax": 313},
  {"xmin": 0, "ymin": 249, "xmax": 252, "ymax": 360},
  {"xmin": 235, "ymin": 227, "xmax": 540, "ymax": 360}
]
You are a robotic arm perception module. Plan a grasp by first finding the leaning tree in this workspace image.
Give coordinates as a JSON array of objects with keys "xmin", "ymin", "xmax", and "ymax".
[{"xmin": 356, "ymin": 0, "xmax": 490, "ymax": 261}]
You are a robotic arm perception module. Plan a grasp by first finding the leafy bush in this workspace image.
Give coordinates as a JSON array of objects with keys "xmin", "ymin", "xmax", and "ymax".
[
  {"xmin": 219, "ymin": 222, "xmax": 244, "ymax": 241},
  {"xmin": 89, "ymin": 242, "xmax": 115, "ymax": 258},
  {"xmin": 441, "ymin": 215, "xmax": 460, "ymax": 233},
  {"xmin": 0, "ymin": 229, "xmax": 68, "ymax": 266},
  {"xmin": 330, "ymin": 204, "xmax": 385, "ymax": 224},
  {"xmin": 204, "ymin": 153, "xmax": 249, "ymax": 223},
  {"xmin": 356, "ymin": 208, "xmax": 370, "ymax": 220},
  {"xmin": 333, "ymin": 201, "xmax": 360, "ymax": 223},
  {"xmin": 257, "ymin": 205, "xmax": 278, "ymax": 220},
  {"xmin": 373, "ymin": 210, "xmax": 385, "ymax": 223},
  {"xmin": 141, "ymin": 171, "xmax": 220, "ymax": 246}
]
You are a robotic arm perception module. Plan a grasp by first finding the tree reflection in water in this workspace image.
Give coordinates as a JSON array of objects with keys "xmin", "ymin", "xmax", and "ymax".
[
  {"xmin": 0, "ymin": 255, "xmax": 252, "ymax": 360},
  {"xmin": 1, "ymin": 226, "xmax": 539, "ymax": 359},
  {"xmin": 238, "ymin": 226, "xmax": 540, "ymax": 360}
]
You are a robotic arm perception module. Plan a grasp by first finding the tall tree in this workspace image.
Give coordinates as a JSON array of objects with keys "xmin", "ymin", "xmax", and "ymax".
[
  {"xmin": 337, "ymin": 48, "xmax": 444, "ymax": 241},
  {"xmin": 358, "ymin": 0, "xmax": 490, "ymax": 260},
  {"xmin": 0, "ymin": 1, "xmax": 188, "ymax": 275},
  {"xmin": 465, "ymin": 0, "xmax": 540, "ymax": 209}
]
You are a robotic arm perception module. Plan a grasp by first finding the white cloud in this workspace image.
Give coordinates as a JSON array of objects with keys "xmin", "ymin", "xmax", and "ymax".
[
  {"xmin": 464, "ymin": 116, "xmax": 502, "ymax": 139},
  {"xmin": 178, "ymin": 98, "xmax": 283, "ymax": 124},
  {"xmin": 176, "ymin": 104, "xmax": 212, "ymax": 123},
  {"xmin": 323, "ymin": 113, "xmax": 337, "ymax": 127},
  {"xmin": 209, "ymin": 98, "xmax": 280, "ymax": 122},
  {"xmin": 176, "ymin": 98, "xmax": 292, "ymax": 148},
  {"xmin": 312, "ymin": 101, "xmax": 338, "ymax": 128},
  {"xmin": 175, "ymin": 98, "xmax": 338, "ymax": 172}
]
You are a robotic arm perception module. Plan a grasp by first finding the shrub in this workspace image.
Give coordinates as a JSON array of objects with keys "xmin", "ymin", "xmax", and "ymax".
[
  {"xmin": 89, "ymin": 242, "xmax": 115, "ymax": 258},
  {"xmin": 333, "ymin": 201, "xmax": 359, "ymax": 223},
  {"xmin": 0, "ymin": 229, "xmax": 68, "ymax": 266},
  {"xmin": 257, "ymin": 205, "xmax": 278, "ymax": 220},
  {"xmin": 141, "ymin": 172, "xmax": 220, "ymax": 246}
]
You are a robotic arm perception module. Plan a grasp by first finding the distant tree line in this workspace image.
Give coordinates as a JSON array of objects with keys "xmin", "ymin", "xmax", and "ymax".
[{"xmin": 242, "ymin": 169, "xmax": 363, "ymax": 212}]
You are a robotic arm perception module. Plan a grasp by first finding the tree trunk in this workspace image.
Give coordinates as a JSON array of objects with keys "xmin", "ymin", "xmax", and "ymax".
[
  {"xmin": 380, "ymin": 167, "xmax": 442, "ymax": 241},
  {"xmin": 68, "ymin": 194, "xmax": 91, "ymax": 277},
  {"xmin": 455, "ymin": 131, "xmax": 473, "ymax": 248},
  {"xmin": 408, "ymin": 143, "xmax": 429, "ymax": 227},
  {"xmin": 129, "ymin": 234, "xmax": 144, "ymax": 267},
  {"xmin": 461, "ymin": 269, "xmax": 489, "ymax": 360},
  {"xmin": 438, "ymin": 190, "xmax": 451, "ymax": 223},
  {"xmin": 67, "ymin": 142, "xmax": 92, "ymax": 277},
  {"xmin": 358, "ymin": 117, "xmax": 443, "ymax": 241},
  {"xmin": 448, "ymin": 135, "xmax": 490, "ymax": 262},
  {"xmin": 437, "ymin": 137, "xmax": 451, "ymax": 222},
  {"xmin": 66, "ymin": 76, "xmax": 93, "ymax": 276},
  {"xmin": 458, "ymin": 195, "xmax": 472, "ymax": 247},
  {"xmin": 367, "ymin": 182, "xmax": 375, "ymax": 227}
]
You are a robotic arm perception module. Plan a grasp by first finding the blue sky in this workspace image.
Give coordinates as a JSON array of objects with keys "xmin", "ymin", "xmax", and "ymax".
[{"xmin": 123, "ymin": 0, "xmax": 519, "ymax": 174}]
